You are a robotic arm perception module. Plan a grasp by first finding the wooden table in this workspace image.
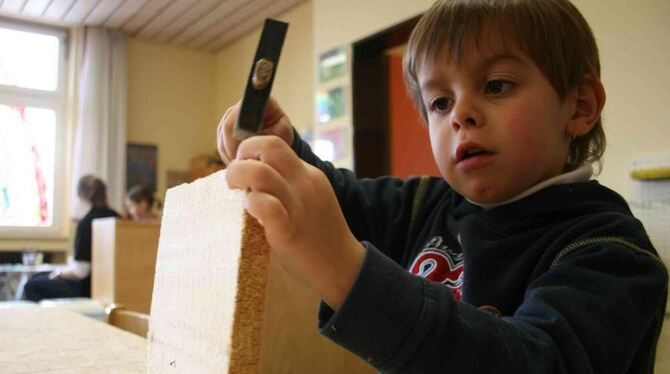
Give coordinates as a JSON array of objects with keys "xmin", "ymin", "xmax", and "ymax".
[{"xmin": 0, "ymin": 308, "xmax": 146, "ymax": 373}]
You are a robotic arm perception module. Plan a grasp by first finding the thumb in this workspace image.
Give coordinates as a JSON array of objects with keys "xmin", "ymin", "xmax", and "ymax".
[
  {"xmin": 260, "ymin": 97, "xmax": 295, "ymax": 146},
  {"xmin": 217, "ymin": 102, "xmax": 241, "ymax": 165},
  {"xmin": 262, "ymin": 97, "xmax": 286, "ymax": 129}
]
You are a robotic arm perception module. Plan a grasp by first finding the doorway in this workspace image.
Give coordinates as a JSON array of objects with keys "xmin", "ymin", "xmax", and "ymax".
[{"xmin": 351, "ymin": 15, "xmax": 440, "ymax": 179}]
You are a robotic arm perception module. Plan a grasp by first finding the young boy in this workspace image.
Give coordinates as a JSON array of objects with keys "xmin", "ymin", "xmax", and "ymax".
[{"xmin": 218, "ymin": 0, "xmax": 668, "ymax": 372}]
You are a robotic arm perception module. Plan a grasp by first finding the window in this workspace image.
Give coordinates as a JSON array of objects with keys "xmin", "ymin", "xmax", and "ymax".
[{"xmin": 0, "ymin": 19, "xmax": 68, "ymax": 237}]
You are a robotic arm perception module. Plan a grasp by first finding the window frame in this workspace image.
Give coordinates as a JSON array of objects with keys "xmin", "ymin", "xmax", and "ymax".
[{"xmin": 0, "ymin": 18, "xmax": 70, "ymax": 239}]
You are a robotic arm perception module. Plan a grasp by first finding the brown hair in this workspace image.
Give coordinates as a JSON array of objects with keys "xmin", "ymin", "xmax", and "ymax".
[
  {"xmin": 126, "ymin": 184, "xmax": 158, "ymax": 209},
  {"xmin": 403, "ymin": 0, "xmax": 605, "ymax": 171},
  {"xmin": 77, "ymin": 175, "xmax": 108, "ymax": 208}
]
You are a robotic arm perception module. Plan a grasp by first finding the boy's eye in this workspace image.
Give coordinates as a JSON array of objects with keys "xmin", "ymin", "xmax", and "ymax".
[
  {"xmin": 429, "ymin": 97, "xmax": 452, "ymax": 113},
  {"xmin": 485, "ymin": 80, "xmax": 513, "ymax": 95}
]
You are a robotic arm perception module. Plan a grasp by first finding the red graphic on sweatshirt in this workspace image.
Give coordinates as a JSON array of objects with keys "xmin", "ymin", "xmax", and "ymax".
[{"xmin": 410, "ymin": 248, "xmax": 464, "ymax": 301}]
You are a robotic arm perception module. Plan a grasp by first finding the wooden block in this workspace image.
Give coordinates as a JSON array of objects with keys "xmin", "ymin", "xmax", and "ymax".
[
  {"xmin": 92, "ymin": 219, "xmax": 160, "ymax": 314},
  {"xmin": 258, "ymin": 254, "xmax": 372, "ymax": 373},
  {"xmin": 148, "ymin": 170, "xmax": 372, "ymax": 373}
]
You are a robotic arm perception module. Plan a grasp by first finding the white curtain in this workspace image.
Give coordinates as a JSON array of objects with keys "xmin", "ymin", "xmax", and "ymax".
[{"xmin": 71, "ymin": 27, "xmax": 127, "ymax": 216}]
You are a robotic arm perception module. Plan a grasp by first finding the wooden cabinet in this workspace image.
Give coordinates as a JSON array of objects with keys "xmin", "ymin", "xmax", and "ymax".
[{"xmin": 92, "ymin": 218, "xmax": 160, "ymax": 314}]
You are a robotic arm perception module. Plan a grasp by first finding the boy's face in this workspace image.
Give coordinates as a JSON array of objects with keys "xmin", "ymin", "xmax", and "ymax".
[{"xmin": 417, "ymin": 34, "xmax": 576, "ymax": 204}]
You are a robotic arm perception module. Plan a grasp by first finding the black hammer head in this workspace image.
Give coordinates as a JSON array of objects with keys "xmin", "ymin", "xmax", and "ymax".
[{"xmin": 233, "ymin": 19, "xmax": 289, "ymax": 141}]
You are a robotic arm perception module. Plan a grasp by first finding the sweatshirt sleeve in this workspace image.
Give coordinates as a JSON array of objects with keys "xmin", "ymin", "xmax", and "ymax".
[{"xmin": 318, "ymin": 241, "xmax": 668, "ymax": 373}]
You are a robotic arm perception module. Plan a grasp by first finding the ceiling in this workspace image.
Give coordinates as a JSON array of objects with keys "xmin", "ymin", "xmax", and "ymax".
[{"xmin": 0, "ymin": 0, "xmax": 305, "ymax": 52}]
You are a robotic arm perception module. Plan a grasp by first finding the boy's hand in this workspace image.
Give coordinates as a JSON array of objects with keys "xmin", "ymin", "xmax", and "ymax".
[
  {"xmin": 217, "ymin": 97, "xmax": 295, "ymax": 166},
  {"xmin": 226, "ymin": 135, "xmax": 364, "ymax": 310}
]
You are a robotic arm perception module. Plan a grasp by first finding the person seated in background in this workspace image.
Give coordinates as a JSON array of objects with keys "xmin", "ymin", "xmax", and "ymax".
[
  {"xmin": 22, "ymin": 175, "xmax": 119, "ymax": 301},
  {"xmin": 124, "ymin": 184, "xmax": 161, "ymax": 222}
]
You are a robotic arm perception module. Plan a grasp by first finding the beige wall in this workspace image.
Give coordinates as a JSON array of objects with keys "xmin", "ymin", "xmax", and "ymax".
[
  {"xmin": 126, "ymin": 39, "xmax": 217, "ymax": 200},
  {"xmin": 215, "ymin": 1, "xmax": 314, "ymax": 134},
  {"xmin": 572, "ymin": 0, "xmax": 670, "ymax": 197},
  {"xmin": 313, "ymin": 0, "xmax": 433, "ymax": 53}
]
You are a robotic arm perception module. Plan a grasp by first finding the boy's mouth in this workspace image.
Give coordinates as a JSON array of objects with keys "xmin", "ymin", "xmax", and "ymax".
[{"xmin": 455, "ymin": 143, "xmax": 494, "ymax": 163}]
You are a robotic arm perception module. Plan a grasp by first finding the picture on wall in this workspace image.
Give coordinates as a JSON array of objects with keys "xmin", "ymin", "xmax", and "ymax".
[
  {"xmin": 316, "ymin": 86, "xmax": 346, "ymax": 124},
  {"xmin": 318, "ymin": 47, "xmax": 347, "ymax": 83},
  {"xmin": 315, "ymin": 45, "xmax": 352, "ymax": 168},
  {"xmin": 126, "ymin": 143, "xmax": 158, "ymax": 192},
  {"xmin": 313, "ymin": 127, "xmax": 348, "ymax": 162}
]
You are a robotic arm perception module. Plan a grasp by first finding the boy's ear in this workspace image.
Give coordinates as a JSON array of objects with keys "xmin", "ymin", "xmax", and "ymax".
[{"xmin": 565, "ymin": 74, "xmax": 606, "ymax": 137}]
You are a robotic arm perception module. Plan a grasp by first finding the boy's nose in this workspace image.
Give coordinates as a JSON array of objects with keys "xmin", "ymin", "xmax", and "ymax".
[
  {"xmin": 450, "ymin": 117, "xmax": 477, "ymax": 131},
  {"xmin": 450, "ymin": 100, "xmax": 481, "ymax": 131}
]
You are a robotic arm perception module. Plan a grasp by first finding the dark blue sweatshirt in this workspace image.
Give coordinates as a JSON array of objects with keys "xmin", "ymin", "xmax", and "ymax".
[{"xmin": 292, "ymin": 135, "xmax": 668, "ymax": 373}]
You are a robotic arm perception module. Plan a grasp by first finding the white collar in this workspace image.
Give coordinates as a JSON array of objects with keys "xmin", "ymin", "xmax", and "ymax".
[{"xmin": 468, "ymin": 164, "xmax": 594, "ymax": 210}]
